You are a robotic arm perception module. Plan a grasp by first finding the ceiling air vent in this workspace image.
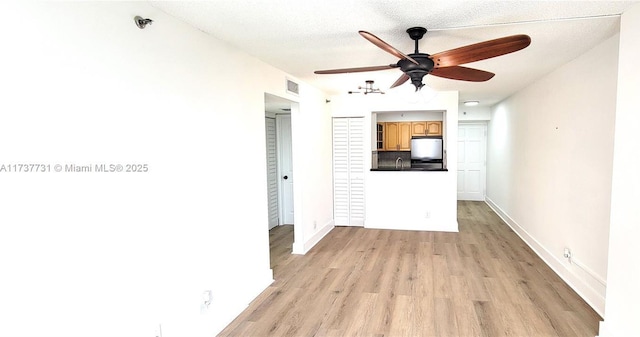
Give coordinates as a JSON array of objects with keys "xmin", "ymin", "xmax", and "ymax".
[{"xmin": 286, "ymin": 78, "xmax": 299, "ymax": 96}]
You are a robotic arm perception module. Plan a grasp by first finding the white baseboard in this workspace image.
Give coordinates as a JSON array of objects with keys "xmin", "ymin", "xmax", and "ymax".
[
  {"xmin": 485, "ymin": 197, "xmax": 606, "ymax": 316},
  {"xmin": 365, "ymin": 218, "xmax": 459, "ymax": 232},
  {"xmin": 211, "ymin": 269, "xmax": 274, "ymax": 335},
  {"xmin": 292, "ymin": 220, "xmax": 335, "ymax": 255}
]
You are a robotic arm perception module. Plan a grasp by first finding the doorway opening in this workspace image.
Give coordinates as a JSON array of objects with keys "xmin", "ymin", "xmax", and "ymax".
[
  {"xmin": 264, "ymin": 93, "xmax": 298, "ymax": 269},
  {"xmin": 457, "ymin": 122, "xmax": 488, "ymax": 201}
]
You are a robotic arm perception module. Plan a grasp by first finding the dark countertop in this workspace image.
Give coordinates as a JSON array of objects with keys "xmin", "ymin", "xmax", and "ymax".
[{"xmin": 370, "ymin": 167, "xmax": 448, "ymax": 172}]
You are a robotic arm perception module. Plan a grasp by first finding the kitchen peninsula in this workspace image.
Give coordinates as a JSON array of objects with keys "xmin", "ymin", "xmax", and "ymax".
[{"xmin": 329, "ymin": 91, "xmax": 459, "ymax": 233}]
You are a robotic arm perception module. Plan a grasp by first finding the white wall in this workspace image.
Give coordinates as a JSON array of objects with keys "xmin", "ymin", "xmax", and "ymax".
[
  {"xmin": 486, "ymin": 33, "xmax": 619, "ymax": 315},
  {"xmin": 0, "ymin": 2, "xmax": 331, "ymax": 337},
  {"xmin": 377, "ymin": 110, "xmax": 444, "ymax": 122},
  {"xmin": 330, "ymin": 91, "xmax": 459, "ymax": 232},
  {"xmin": 291, "ymin": 96, "xmax": 335, "ymax": 254},
  {"xmin": 459, "ymin": 104, "xmax": 491, "ymax": 121},
  {"xmin": 599, "ymin": 4, "xmax": 640, "ymax": 336}
]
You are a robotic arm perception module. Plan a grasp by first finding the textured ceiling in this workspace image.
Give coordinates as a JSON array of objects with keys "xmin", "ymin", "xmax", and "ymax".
[{"xmin": 152, "ymin": 1, "xmax": 638, "ymax": 107}]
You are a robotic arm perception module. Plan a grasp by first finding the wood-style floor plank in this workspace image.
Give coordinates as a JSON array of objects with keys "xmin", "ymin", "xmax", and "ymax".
[{"xmin": 218, "ymin": 201, "xmax": 602, "ymax": 337}]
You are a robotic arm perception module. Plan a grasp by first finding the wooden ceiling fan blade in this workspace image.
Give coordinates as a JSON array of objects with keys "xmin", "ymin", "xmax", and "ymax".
[
  {"xmin": 314, "ymin": 64, "xmax": 397, "ymax": 74},
  {"xmin": 430, "ymin": 66, "xmax": 495, "ymax": 82},
  {"xmin": 359, "ymin": 31, "xmax": 419, "ymax": 65},
  {"xmin": 390, "ymin": 74, "xmax": 410, "ymax": 88},
  {"xmin": 431, "ymin": 34, "xmax": 531, "ymax": 68}
]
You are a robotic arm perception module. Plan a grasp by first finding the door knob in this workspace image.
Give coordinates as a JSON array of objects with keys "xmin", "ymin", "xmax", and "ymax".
[{"xmin": 283, "ymin": 175, "xmax": 288, "ymax": 180}]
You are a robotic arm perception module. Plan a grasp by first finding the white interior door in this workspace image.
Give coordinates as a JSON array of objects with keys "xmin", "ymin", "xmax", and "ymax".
[
  {"xmin": 333, "ymin": 117, "xmax": 365, "ymax": 226},
  {"xmin": 457, "ymin": 123, "xmax": 487, "ymax": 201},
  {"xmin": 265, "ymin": 117, "xmax": 278, "ymax": 229},
  {"xmin": 277, "ymin": 114, "xmax": 294, "ymax": 225}
]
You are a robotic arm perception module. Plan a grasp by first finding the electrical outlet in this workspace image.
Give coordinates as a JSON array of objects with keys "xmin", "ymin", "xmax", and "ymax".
[
  {"xmin": 425, "ymin": 211, "xmax": 431, "ymax": 219},
  {"xmin": 202, "ymin": 290, "xmax": 212, "ymax": 307},
  {"xmin": 563, "ymin": 248, "xmax": 572, "ymax": 259},
  {"xmin": 313, "ymin": 220, "xmax": 317, "ymax": 230},
  {"xmin": 200, "ymin": 290, "xmax": 213, "ymax": 314}
]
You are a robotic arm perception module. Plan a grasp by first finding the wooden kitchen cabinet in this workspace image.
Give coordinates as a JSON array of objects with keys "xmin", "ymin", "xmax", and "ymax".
[
  {"xmin": 411, "ymin": 121, "xmax": 442, "ymax": 136},
  {"xmin": 411, "ymin": 122, "xmax": 427, "ymax": 136},
  {"xmin": 398, "ymin": 122, "xmax": 411, "ymax": 150},
  {"xmin": 379, "ymin": 121, "xmax": 440, "ymax": 151},
  {"xmin": 376, "ymin": 123, "xmax": 384, "ymax": 150},
  {"xmin": 383, "ymin": 122, "xmax": 397, "ymax": 151},
  {"xmin": 383, "ymin": 122, "xmax": 411, "ymax": 151},
  {"xmin": 426, "ymin": 121, "xmax": 442, "ymax": 136}
]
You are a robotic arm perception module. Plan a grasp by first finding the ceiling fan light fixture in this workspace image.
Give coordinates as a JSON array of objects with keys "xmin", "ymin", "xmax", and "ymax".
[
  {"xmin": 418, "ymin": 84, "xmax": 437, "ymax": 102},
  {"xmin": 464, "ymin": 100, "xmax": 479, "ymax": 106},
  {"xmin": 403, "ymin": 83, "xmax": 437, "ymax": 104}
]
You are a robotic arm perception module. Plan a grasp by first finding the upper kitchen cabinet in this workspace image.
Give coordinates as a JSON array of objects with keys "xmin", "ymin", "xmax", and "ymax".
[
  {"xmin": 376, "ymin": 123, "xmax": 384, "ymax": 151},
  {"xmin": 426, "ymin": 121, "xmax": 442, "ymax": 136},
  {"xmin": 410, "ymin": 121, "xmax": 442, "ymax": 137},
  {"xmin": 379, "ymin": 120, "xmax": 442, "ymax": 151},
  {"xmin": 383, "ymin": 122, "xmax": 396, "ymax": 151},
  {"xmin": 383, "ymin": 122, "xmax": 411, "ymax": 151},
  {"xmin": 411, "ymin": 122, "xmax": 427, "ymax": 136},
  {"xmin": 398, "ymin": 122, "xmax": 412, "ymax": 150}
]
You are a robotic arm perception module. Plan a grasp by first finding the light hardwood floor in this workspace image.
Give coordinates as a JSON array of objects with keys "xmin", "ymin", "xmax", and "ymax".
[{"xmin": 219, "ymin": 201, "xmax": 601, "ymax": 337}]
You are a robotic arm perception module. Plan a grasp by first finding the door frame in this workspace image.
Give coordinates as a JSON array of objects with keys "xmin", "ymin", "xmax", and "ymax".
[
  {"xmin": 457, "ymin": 121, "xmax": 488, "ymax": 201},
  {"xmin": 265, "ymin": 93, "xmax": 303, "ymax": 254}
]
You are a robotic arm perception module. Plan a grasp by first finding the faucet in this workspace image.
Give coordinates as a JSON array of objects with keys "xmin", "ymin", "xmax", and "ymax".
[{"xmin": 395, "ymin": 157, "xmax": 404, "ymax": 169}]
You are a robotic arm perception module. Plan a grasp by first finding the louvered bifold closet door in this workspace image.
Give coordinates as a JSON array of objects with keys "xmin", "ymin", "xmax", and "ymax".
[
  {"xmin": 265, "ymin": 117, "xmax": 279, "ymax": 229},
  {"xmin": 332, "ymin": 117, "xmax": 365, "ymax": 227},
  {"xmin": 333, "ymin": 118, "xmax": 350, "ymax": 225},
  {"xmin": 348, "ymin": 118, "xmax": 365, "ymax": 226}
]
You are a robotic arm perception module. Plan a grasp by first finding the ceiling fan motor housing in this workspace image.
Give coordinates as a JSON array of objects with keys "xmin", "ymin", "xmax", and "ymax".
[{"xmin": 398, "ymin": 54, "xmax": 434, "ymax": 90}]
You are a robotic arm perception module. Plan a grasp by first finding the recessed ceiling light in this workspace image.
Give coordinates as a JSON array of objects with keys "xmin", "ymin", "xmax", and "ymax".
[{"xmin": 464, "ymin": 101, "xmax": 479, "ymax": 106}]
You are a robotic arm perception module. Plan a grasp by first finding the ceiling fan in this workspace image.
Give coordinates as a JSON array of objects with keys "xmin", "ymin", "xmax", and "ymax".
[{"xmin": 314, "ymin": 27, "xmax": 531, "ymax": 91}]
